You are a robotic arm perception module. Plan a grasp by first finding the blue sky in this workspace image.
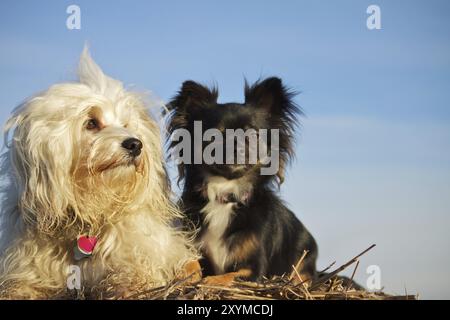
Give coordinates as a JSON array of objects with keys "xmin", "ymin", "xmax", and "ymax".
[{"xmin": 1, "ymin": 0, "xmax": 449, "ymax": 298}]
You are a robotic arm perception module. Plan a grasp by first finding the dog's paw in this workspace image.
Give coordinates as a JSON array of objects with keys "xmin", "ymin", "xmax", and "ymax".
[
  {"xmin": 201, "ymin": 269, "xmax": 252, "ymax": 287},
  {"xmin": 201, "ymin": 274, "xmax": 236, "ymax": 287},
  {"xmin": 180, "ymin": 260, "xmax": 203, "ymax": 283}
]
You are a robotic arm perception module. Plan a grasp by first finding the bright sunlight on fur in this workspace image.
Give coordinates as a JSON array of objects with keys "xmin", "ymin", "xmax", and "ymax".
[{"xmin": 0, "ymin": 47, "xmax": 198, "ymax": 299}]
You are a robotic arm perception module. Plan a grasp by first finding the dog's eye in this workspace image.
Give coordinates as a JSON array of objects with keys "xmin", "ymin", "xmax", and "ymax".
[{"xmin": 85, "ymin": 119, "xmax": 99, "ymax": 130}]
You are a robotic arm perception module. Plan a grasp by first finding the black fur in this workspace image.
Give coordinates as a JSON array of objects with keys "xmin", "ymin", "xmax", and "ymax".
[{"xmin": 166, "ymin": 77, "xmax": 318, "ymax": 281}]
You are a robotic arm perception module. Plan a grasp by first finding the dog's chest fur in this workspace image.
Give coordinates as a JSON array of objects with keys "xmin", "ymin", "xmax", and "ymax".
[{"xmin": 199, "ymin": 175, "xmax": 252, "ymax": 274}]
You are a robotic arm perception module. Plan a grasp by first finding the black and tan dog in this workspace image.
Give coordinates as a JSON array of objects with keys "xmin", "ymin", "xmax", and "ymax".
[{"xmin": 166, "ymin": 77, "xmax": 318, "ymax": 285}]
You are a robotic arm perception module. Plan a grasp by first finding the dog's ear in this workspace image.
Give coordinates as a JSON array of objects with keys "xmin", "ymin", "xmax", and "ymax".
[
  {"xmin": 166, "ymin": 80, "xmax": 218, "ymax": 114},
  {"xmin": 245, "ymin": 77, "xmax": 301, "ymax": 184},
  {"xmin": 244, "ymin": 77, "xmax": 294, "ymax": 114},
  {"xmin": 165, "ymin": 81, "xmax": 217, "ymax": 185},
  {"xmin": 4, "ymin": 101, "xmax": 75, "ymax": 234}
]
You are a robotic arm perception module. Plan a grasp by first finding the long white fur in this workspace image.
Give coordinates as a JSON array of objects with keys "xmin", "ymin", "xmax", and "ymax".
[
  {"xmin": 200, "ymin": 175, "xmax": 252, "ymax": 274},
  {"xmin": 0, "ymin": 47, "xmax": 198, "ymax": 299}
]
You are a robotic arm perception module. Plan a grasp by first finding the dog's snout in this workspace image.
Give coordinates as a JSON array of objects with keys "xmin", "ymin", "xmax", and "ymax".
[{"xmin": 122, "ymin": 138, "xmax": 143, "ymax": 156}]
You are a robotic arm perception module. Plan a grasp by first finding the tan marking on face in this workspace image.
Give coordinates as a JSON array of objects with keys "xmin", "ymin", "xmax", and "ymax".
[
  {"xmin": 88, "ymin": 105, "xmax": 127, "ymax": 129},
  {"xmin": 86, "ymin": 107, "xmax": 106, "ymax": 130}
]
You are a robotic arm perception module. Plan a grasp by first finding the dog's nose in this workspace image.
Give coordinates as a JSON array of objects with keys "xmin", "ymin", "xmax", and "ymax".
[{"xmin": 122, "ymin": 138, "xmax": 143, "ymax": 157}]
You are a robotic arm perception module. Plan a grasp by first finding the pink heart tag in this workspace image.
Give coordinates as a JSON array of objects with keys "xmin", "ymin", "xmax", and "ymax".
[{"xmin": 77, "ymin": 235, "xmax": 97, "ymax": 255}]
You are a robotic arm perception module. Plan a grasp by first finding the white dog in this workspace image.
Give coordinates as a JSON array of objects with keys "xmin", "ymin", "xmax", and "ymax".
[{"xmin": 0, "ymin": 48, "xmax": 199, "ymax": 299}]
